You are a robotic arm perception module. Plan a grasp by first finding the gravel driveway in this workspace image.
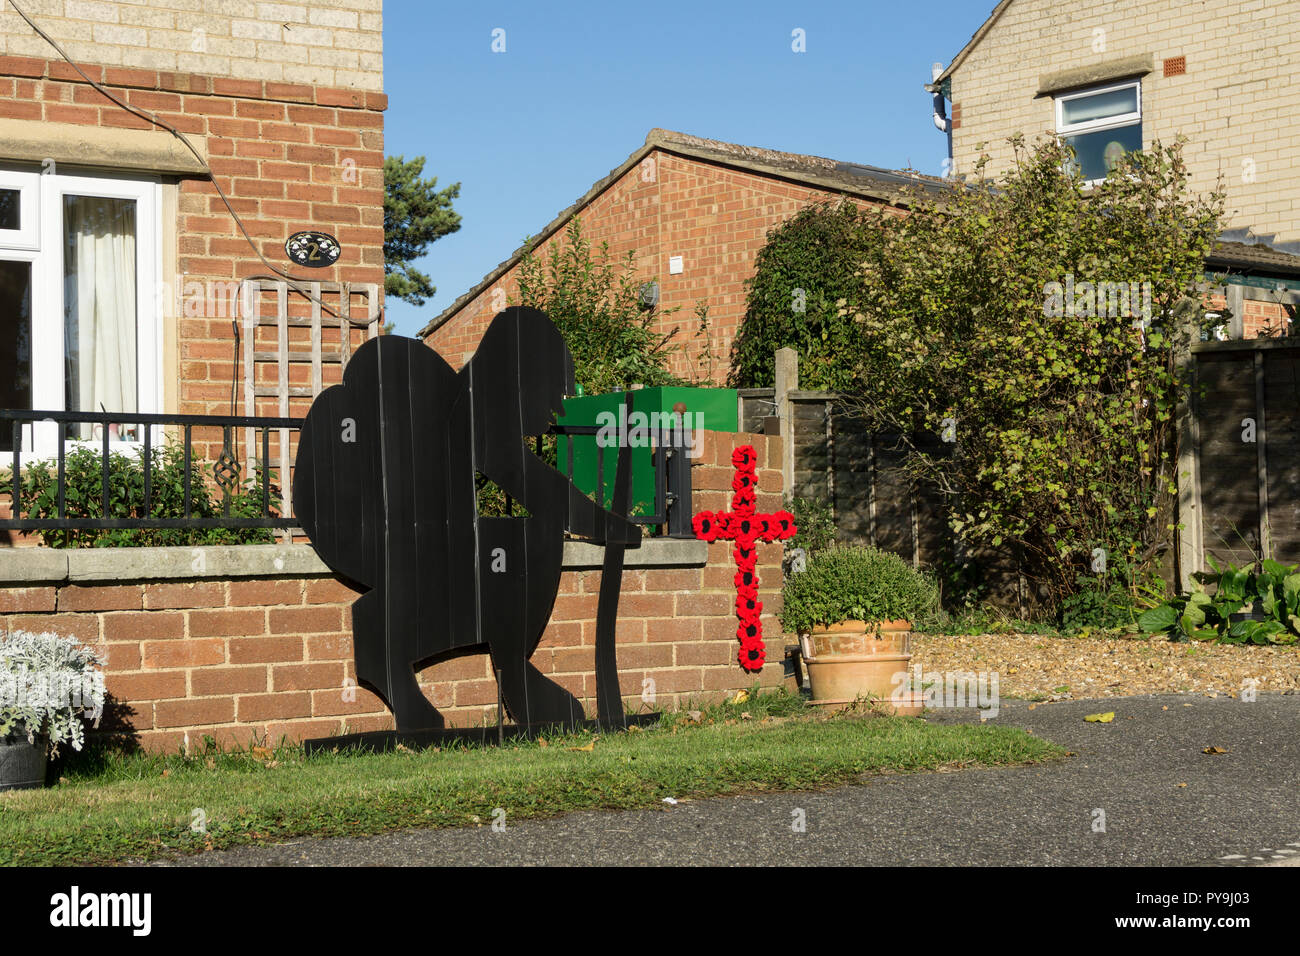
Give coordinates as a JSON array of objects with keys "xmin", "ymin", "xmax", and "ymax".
[{"xmin": 912, "ymin": 631, "xmax": 1300, "ymax": 700}]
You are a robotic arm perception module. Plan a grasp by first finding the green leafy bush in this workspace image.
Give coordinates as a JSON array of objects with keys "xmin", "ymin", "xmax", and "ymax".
[
  {"xmin": 5, "ymin": 442, "xmax": 280, "ymax": 548},
  {"xmin": 780, "ymin": 545, "xmax": 940, "ymax": 632},
  {"xmin": 785, "ymin": 495, "xmax": 835, "ymax": 554},
  {"xmin": 1060, "ymin": 574, "xmax": 1140, "ymax": 630},
  {"xmin": 1059, "ymin": 556, "xmax": 1167, "ymax": 631},
  {"xmin": 728, "ymin": 201, "xmax": 879, "ymax": 390},
  {"xmin": 515, "ymin": 217, "xmax": 711, "ymax": 394},
  {"xmin": 1138, "ymin": 556, "xmax": 1300, "ymax": 645},
  {"xmin": 837, "ymin": 136, "xmax": 1225, "ymax": 611}
]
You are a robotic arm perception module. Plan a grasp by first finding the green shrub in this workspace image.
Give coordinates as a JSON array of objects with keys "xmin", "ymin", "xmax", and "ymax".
[
  {"xmin": 1138, "ymin": 556, "xmax": 1300, "ymax": 645},
  {"xmin": 515, "ymin": 217, "xmax": 711, "ymax": 393},
  {"xmin": 1059, "ymin": 556, "xmax": 1165, "ymax": 631},
  {"xmin": 780, "ymin": 545, "xmax": 940, "ymax": 632},
  {"xmin": 1059, "ymin": 574, "xmax": 1139, "ymax": 630},
  {"xmin": 5, "ymin": 442, "xmax": 279, "ymax": 548},
  {"xmin": 785, "ymin": 495, "xmax": 835, "ymax": 554},
  {"xmin": 728, "ymin": 200, "xmax": 876, "ymax": 390},
  {"xmin": 839, "ymin": 137, "xmax": 1225, "ymax": 611}
]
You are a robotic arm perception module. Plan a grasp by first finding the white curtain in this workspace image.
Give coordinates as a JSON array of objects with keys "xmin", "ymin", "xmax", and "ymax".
[{"xmin": 63, "ymin": 196, "xmax": 136, "ymax": 420}]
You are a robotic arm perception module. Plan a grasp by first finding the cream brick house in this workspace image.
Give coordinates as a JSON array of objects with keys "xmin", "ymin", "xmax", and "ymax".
[{"xmin": 927, "ymin": 0, "xmax": 1300, "ymax": 337}]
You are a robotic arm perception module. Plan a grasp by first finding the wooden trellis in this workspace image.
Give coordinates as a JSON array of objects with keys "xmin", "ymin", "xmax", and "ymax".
[{"xmin": 239, "ymin": 279, "xmax": 380, "ymax": 537}]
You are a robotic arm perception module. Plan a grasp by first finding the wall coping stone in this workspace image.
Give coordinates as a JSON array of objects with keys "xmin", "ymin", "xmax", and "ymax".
[{"xmin": 0, "ymin": 538, "xmax": 707, "ymax": 585}]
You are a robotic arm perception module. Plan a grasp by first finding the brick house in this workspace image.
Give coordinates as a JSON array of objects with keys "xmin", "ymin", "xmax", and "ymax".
[
  {"xmin": 0, "ymin": 0, "xmax": 387, "ymax": 468},
  {"xmin": 926, "ymin": 0, "xmax": 1300, "ymax": 337},
  {"xmin": 0, "ymin": 9, "xmax": 798, "ymax": 748},
  {"xmin": 421, "ymin": 128, "xmax": 941, "ymax": 383}
]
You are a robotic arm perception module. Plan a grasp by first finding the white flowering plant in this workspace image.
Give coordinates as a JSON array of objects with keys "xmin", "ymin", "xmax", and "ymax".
[{"xmin": 0, "ymin": 630, "xmax": 106, "ymax": 757}]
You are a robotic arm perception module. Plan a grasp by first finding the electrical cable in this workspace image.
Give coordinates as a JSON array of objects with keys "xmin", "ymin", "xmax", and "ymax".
[{"xmin": 6, "ymin": 0, "xmax": 380, "ymax": 327}]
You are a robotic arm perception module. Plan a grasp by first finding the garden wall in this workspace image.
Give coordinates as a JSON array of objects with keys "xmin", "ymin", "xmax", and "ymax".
[{"xmin": 0, "ymin": 431, "xmax": 791, "ymax": 752}]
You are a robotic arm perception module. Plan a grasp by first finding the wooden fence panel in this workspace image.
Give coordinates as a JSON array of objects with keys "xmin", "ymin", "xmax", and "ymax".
[
  {"xmin": 829, "ymin": 405, "xmax": 872, "ymax": 545},
  {"xmin": 1195, "ymin": 349, "xmax": 1264, "ymax": 566},
  {"xmin": 790, "ymin": 400, "xmax": 831, "ymax": 501},
  {"xmin": 1262, "ymin": 349, "xmax": 1300, "ymax": 562}
]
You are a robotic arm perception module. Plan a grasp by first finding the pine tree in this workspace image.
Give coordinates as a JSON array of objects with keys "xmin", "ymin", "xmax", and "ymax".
[{"xmin": 383, "ymin": 155, "xmax": 461, "ymax": 306}]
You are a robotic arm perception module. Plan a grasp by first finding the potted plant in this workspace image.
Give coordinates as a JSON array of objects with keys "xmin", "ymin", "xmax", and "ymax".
[
  {"xmin": 780, "ymin": 546, "xmax": 940, "ymax": 714},
  {"xmin": 1, "ymin": 630, "xmax": 106, "ymax": 791}
]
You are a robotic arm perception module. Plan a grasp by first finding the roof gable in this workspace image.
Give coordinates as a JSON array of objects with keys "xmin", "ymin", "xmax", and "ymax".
[
  {"xmin": 932, "ymin": 0, "xmax": 1016, "ymax": 88},
  {"xmin": 418, "ymin": 130, "xmax": 947, "ymax": 339}
]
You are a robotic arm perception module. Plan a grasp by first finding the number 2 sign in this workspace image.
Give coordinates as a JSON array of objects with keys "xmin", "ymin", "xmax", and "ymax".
[{"xmin": 286, "ymin": 230, "xmax": 341, "ymax": 268}]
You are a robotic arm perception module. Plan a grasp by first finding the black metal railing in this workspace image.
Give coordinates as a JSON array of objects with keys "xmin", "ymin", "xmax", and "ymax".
[
  {"xmin": 0, "ymin": 409, "xmax": 299, "ymax": 532},
  {"xmin": 0, "ymin": 407, "xmax": 694, "ymax": 537}
]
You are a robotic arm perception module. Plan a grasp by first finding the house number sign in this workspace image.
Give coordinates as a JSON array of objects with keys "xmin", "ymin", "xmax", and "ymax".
[{"xmin": 286, "ymin": 230, "xmax": 341, "ymax": 268}]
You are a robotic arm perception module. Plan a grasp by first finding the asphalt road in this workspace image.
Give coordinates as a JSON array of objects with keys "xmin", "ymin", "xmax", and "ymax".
[{"xmin": 156, "ymin": 693, "xmax": 1300, "ymax": 867}]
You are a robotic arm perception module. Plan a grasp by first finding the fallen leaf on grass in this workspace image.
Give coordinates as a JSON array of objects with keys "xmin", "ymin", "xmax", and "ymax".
[
  {"xmin": 1202, "ymin": 746, "xmax": 1228, "ymax": 755},
  {"xmin": 1084, "ymin": 712, "xmax": 1115, "ymax": 723},
  {"xmin": 568, "ymin": 740, "xmax": 595, "ymax": 753},
  {"xmin": 686, "ymin": 710, "xmax": 702, "ymax": 724},
  {"xmin": 536, "ymin": 738, "xmax": 548, "ymax": 748},
  {"xmin": 731, "ymin": 690, "xmax": 749, "ymax": 705},
  {"xmin": 251, "ymin": 746, "xmax": 274, "ymax": 761}
]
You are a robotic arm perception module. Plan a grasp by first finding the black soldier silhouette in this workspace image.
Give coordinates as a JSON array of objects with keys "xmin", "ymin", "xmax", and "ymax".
[{"xmin": 293, "ymin": 307, "xmax": 641, "ymax": 733}]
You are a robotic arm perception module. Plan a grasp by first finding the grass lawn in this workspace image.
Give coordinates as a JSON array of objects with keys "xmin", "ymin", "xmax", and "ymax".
[{"xmin": 0, "ymin": 691, "xmax": 1064, "ymax": 866}]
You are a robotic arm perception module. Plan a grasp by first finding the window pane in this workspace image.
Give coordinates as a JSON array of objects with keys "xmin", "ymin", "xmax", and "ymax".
[
  {"xmin": 63, "ymin": 195, "xmax": 137, "ymax": 438},
  {"xmin": 0, "ymin": 189, "xmax": 19, "ymax": 231},
  {"xmin": 1066, "ymin": 123, "xmax": 1143, "ymax": 181},
  {"xmin": 0, "ymin": 260, "xmax": 32, "ymax": 452},
  {"xmin": 1060, "ymin": 86, "xmax": 1139, "ymax": 126}
]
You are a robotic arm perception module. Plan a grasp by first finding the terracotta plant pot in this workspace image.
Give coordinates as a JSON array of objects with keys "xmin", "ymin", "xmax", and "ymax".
[
  {"xmin": 800, "ymin": 620, "xmax": 924, "ymax": 716},
  {"xmin": 0, "ymin": 732, "xmax": 47, "ymax": 791}
]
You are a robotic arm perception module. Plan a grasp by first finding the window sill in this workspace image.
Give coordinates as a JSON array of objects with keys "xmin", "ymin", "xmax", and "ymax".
[{"xmin": 0, "ymin": 538, "xmax": 707, "ymax": 585}]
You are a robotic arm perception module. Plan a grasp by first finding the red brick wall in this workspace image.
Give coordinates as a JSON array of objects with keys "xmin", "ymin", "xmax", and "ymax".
[
  {"xmin": 1204, "ymin": 291, "xmax": 1295, "ymax": 339},
  {"xmin": 0, "ymin": 55, "xmax": 386, "ymax": 463},
  {"xmin": 426, "ymin": 147, "xmax": 895, "ymax": 383},
  {"xmin": 1239, "ymin": 299, "xmax": 1295, "ymax": 338},
  {"xmin": 0, "ymin": 431, "xmax": 790, "ymax": 751}
]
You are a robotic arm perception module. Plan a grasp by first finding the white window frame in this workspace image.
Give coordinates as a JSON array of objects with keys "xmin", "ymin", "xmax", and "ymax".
[
  {"xmin": 1055, "ymin": 80, "xmax": 1142, "ymax": 184},
  {"xmin": 0, "ymin": 168, "xmax": 41, "ymax": 250},
  {"xmin": 0, "ymin": 164, "xmax": 163, "ymax": 458}
]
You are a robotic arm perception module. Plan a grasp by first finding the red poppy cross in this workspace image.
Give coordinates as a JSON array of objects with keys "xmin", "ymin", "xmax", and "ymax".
[{"xmin": 693, "ymin": 445, "xmax": 796, "ymax": 671}]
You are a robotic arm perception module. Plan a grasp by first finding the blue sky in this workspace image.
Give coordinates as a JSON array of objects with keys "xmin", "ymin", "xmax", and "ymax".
[{"xmin": 381, "ymin": 0, "xmax": 991, "ymax": 337}]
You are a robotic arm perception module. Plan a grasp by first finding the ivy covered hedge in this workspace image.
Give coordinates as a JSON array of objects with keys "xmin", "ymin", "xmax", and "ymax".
[{"xmin": 728, "ymin": 201, "xmax": 878, "ymax": 391}]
